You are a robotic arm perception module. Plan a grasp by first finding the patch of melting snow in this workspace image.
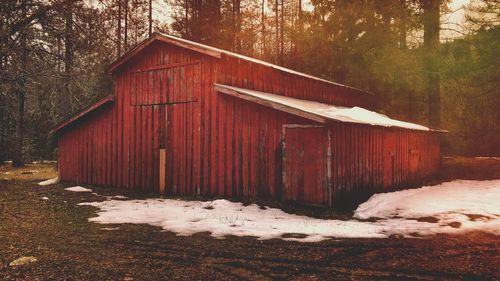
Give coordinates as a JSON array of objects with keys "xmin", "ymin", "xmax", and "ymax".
[
  {"xmin": 38, "ymin": 177, "xmax": 59, "ymax": 186},
  {"xmin": 101, "ymin": 227, "xmax": 120, "ymax": 231},
  {"xmin": 32, "ymin": 160, "xmax": 57, "ymax": 164},
  {"xmin": 354, "ymin": 179, "xmax": 500, "ymax": 235},
  {"xmin": 79, "ymin": 199, "xmax": 379, "ymax": 242},
  {"xmin": 21, "ymin": 170, "xmax": 39, "ymax": 174},
  {"xmin": 9, "ymin": 256, "xmax": 38, "ymax": 266},
  {"xmin": 77, "ymin": 180, "xmax": 500, "ymax": 242},
  {"xmin": 65, "ymin": 186, "xmax": 93, "ymax": 192},
  {"xmin": 110, "ymin": 195, "xmax": 128, "ymax": 199}
]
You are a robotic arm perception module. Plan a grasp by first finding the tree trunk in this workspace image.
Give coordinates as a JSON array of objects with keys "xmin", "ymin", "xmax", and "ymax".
[
  {"xmin": 231, "ymin": 0, "xmax": 235, "ymax": 50},
  {"xmin": 422, "ymin": 0, "xmax": 441, "ymax": 127},
  {"xmin": 117, "ymin": 0, "xmax": 122, "ymax": 56},
  {"xmin": 124, "ymin": 0, "xmax": 128, "ymax": 49},
  {"xmin": 365, "ymin": 0, "xmax": 375, "ymax": 92},
  {"xmin": 0, "ymin": 45, "xmax": 4, "ymax": 165},
  {"xmin": 12, "ymin": 3, "xmax": 28, "ymax": 167},
  {"xmin": 298, "ymin": 0, "xmax": 301, "ymax": 18},
  {"xmin": 191, "ymin": 0, "xmax": 201, "ymax": 41},
  {"xmin": 261, "ymin": 0, "xmax": 266, "ymax": 58},
  {"xmin": 399, "ymin": 0, "xmax": 412, "ymax": 119},
  {"xmin": 0, "ymin": 88, "xmax": 4, "ymax": 165},
  {"xmin": 232, "ymin": 0, "xmax": 241, "ymax": 52},
  {"xmin": 236, "ymin": 0, "xmax": 241, "ymax": 52},
  {"xmin": 149, "ymin": 0, "xmax": 153, "ymax": 35},
  {"xmin": 367, "ymin": 0, "xmax": 375, "ymax": 49},
  {"xmin": 209, "ymin": 0, "xmax": 221, "ymax": 45},
  {"xmin": 12, "ymin": 89, "xmax": 25, "ymax": 167},
  {"xmin": 279, "ymin": 0, "xmax": 284, "ymax": 65},
  {"xmin": 275, "ymin": 0, "xmax": 279, "ymax": 63},
  {"xmin": 184, "ymin": 0, "xmax": 189, "ymax": 37},
  {"xmin": 60, "ymin": 2, "xmax": 74, "ymax": 120},
  {"xmin": 399, "ymin": 0, "xmax": 407, "ymax": 50},
  {"xmin": 293, "ymin": 0, "xmax": 302, "ymax": 59}
]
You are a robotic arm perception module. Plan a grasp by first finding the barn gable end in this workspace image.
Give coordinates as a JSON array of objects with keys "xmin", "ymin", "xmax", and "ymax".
[{"xmin": 110, "ymin": 33, "xmax": 375, "ymax": 109}]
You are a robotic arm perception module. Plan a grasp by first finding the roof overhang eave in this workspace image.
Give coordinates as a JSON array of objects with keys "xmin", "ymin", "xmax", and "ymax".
[{"xmin": 49, "ymin": 95, "xmax": 115, "ymax": 135}]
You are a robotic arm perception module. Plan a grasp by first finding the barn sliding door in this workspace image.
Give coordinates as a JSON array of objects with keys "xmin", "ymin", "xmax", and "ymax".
[
  {"xmin": 128, "ymin": 61, "xmax": 201, "ymax": 194},
  {"xmin": 282, "ymin": 125, "xmax": 331, "ymax": 206}
]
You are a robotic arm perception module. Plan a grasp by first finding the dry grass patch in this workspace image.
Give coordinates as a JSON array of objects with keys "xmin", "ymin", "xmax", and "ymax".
[{"xmin": 0, "ymin": 163, "xmax": 57, "ymax": 182}]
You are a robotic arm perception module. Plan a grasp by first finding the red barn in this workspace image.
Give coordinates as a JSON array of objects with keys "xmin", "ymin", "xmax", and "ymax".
[{"xmin": 51, "ymin": 33, "xmax": 442, "ymax": 207}]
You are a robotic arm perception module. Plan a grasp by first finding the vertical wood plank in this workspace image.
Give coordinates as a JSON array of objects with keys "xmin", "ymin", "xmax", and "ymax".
[{"xmin": 159, "ymin": 148, "xmax": 166, "ymax": 194}]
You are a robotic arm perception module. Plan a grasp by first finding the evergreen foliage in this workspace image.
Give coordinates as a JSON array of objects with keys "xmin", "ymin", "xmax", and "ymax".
[{"xmin": 0, "ymin": 0, "xmax": 498, "ymax": 165}]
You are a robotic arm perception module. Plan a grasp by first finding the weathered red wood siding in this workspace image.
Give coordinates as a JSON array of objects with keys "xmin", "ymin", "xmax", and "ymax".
[
  {"xmin": 329, "ymin": 124, "xmax": 440, "ymax": 206},
  {"xmin": 57, "ymin": 40, "xmax": 441, "ymax": 207},
  {"xmin": 283, "ymin": 125, "xmax": 332, "ymax": 205}
]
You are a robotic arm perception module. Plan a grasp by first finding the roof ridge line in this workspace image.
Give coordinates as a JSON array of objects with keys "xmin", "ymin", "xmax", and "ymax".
[
  {"xmin": 110, "ymin": 32, "xmax": 372, "ymax": 96},
  {"xmin": 155, "ymin": 32, "xmax": 372, "ymax": 95}
]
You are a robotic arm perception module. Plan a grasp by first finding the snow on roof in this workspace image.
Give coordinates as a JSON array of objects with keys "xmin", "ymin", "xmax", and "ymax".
[{"xmin": 215, "ymin": 84, "xmax": 431, "ymax": 131}]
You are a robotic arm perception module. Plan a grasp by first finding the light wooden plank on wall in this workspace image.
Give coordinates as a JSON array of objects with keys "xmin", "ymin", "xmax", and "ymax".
[{"xmin": 159, "ymin": 149, "xmax": 166, "ymax": 195}]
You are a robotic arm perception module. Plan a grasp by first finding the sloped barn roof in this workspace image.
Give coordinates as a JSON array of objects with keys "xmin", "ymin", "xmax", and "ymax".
[
  {"xmin": 215, "ymin": 84, "xmax": 435, "ymax": 131},
  {"xmin": 50, "ymin": 95, "xmax": 114, "ymax": 134},
  {"xmin": 108, "ymin": 32, "xmax": 372, "ymax": 97},
  {"xmin": 52, "ymin": 34, "xmax": 445, "ymax": 134}
]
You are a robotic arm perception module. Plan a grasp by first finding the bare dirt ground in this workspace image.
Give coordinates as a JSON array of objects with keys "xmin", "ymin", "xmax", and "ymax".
[{"xmin": 0, "ymin": 159, "xmax": 499, "ymax": 280}]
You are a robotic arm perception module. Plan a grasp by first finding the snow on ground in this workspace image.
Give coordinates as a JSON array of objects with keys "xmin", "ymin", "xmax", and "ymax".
[
  {"xmin": 100, "ymin": 227, "xmax": 120, "ymax": 231},
  {"xmin": 78, "ymin": 180, "xmax": 500, "ymax": 242},
  {"xmin": 80, "ymin": 199, "xmax": 383, "ymax": 242},
  {"xmin": 354, "ymin": 180, "xmax": 500, "ymax": 235},
  {"xmin": 109, "ymin": 195, "xmax": 128, "ymax": 199},
  {"xmin": 65, "ymin": 186, "xmax": 93, "ymax": 192},
  {"xmin": 38, "ymin": 177, "xmax": 59, "ymax": 186}
]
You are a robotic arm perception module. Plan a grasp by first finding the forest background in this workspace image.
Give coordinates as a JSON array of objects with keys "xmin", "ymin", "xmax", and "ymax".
[{"xmin": 0, "ymin": 0, "xmax": 498, "ymax": 166}]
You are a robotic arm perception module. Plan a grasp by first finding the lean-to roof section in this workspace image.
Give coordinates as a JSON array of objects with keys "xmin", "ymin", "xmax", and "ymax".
[
  {"xmin": 49, "ymin": 95, "xmax": 114, "ymax": 135},
  {"xmin": 215, "ymin": 84, "xmax": 437, "ymax": 131}
]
